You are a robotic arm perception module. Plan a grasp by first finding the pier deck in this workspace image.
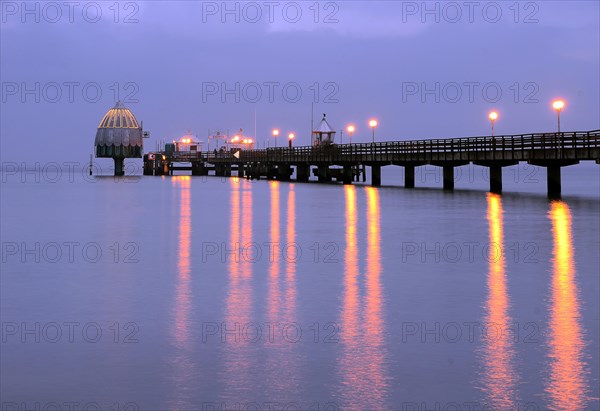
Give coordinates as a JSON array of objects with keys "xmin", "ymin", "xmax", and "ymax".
[{"xmin": 143, "ymin": 130, "xmax": 600, "ymax": 197}]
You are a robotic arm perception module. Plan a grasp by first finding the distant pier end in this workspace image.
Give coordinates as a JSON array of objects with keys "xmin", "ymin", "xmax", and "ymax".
[{"xmin": 94, "ymin": 101, "xmax": 143, "ymax": 176}]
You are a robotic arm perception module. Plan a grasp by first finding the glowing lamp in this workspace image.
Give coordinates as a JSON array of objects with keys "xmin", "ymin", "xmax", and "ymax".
[
  {"xmin": 488, "ymin": 111, "xmax": 498, "ymax": 137},
  {"xmin": 552, "ymin": 100, "xmax": 565, "ymax": 111},
  {"xmin": 552, "ymin": 99, "xmax": 566, "ymax": 132},
  {"xmin": 369, "ymin": 119, "xmax": 378, "ymax": 143}
]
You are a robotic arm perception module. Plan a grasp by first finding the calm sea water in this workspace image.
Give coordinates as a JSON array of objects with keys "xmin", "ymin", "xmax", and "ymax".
[{"xmin": 1, "ymin": 163, "xmax": 599, "ymax": 411}]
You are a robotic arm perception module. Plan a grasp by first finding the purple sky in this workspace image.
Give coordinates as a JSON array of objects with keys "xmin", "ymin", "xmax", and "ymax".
[{"xmin": 1, "ymin": 1, "xmax": 599, "ymax": 163}]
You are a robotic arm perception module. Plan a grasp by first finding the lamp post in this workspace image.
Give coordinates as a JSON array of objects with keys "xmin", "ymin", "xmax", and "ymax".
[
  {"xmin": 369, "ymin": 119, "xmax": 378, "ymax": 143},
  {"xmin": 288, "ymin": 132, "xmax": 294, "ymax": 148},
  {"xmin": 488, "ymin": 111, "xmax": 498, "ymax": 137},
  {"xmin": 552, "ymin": 100, "xmax": 565, "ymax": 133},
  {"xmin": 272, "ymin": 129, "xmax": 279, "ymax": 147},
  {"xmin": 347, "ymin": 125, "xmax": 355, "ymax": 144}
]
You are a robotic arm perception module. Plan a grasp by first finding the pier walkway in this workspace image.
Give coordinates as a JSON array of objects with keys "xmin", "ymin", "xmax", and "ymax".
[{"xmin": 143, "ymin": 130, "xmax": 600, "ymax": 197}]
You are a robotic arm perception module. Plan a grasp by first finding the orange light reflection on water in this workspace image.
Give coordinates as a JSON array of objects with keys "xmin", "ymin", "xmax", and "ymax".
[
  {"xmin": 285, "ymin": 185, "xmax": 296, "ymax": 320},
  {"xmin": 340, "ymin": 185, "xmax": 361, "ymax": 400},
  {"xmin": 173, "ymin": 176, "xmax": 192, "ymax": 349},
  {"xmin": 170, "ymin": 176, "xmax": 193, "ymax": 410},
  {"xmin": 481, "ymin": 193, "xmax": 518, "ymax": 409},
  {"xmin": 546, "ymin": 201, "xmax": 588, "ymax": 411},
  {"xmin": 222, "ymin": 179, "xmax": 254, "ymax": 401},
  {"xmin": 268, "ymin": 181, "xmax": 281, "ymax": 322},
  {"xmin": 339, "ymin": 186, "xmax": 387, "ymax": 408},
  {"xmin": 364, "ymin": 186, "xmax": 386, "ymax": 405}
]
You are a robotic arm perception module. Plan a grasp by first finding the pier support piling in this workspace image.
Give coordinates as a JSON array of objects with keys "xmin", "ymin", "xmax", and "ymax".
[
  {"xmin": 405, "ymin": 165, "xmax": 415, "ymax": 188},
  {"xmin": 489, "ymin": 166, "xmax": 502, "ymax": 193},
  {"xmin": 529, "ymin": 160, "xmax": 578, "ymax": 198},
  {"xmin": 278, "ymin": 166, "xmax": 291, "ymax": 181},
  {"xmin": 371, "ymin": 165, "xmax": 381, "ymax": 187},
  {"xmin": 297, "ymin": 165, "xmax": 310, "ymax": 182},
  {"xmin": 191, "ymin": 162, "xmax": 205, "ymax": 176},
  {"xmin": 353, "ymin": 165, "xmax": 360, "ymax": 182},
  {"xmin": 250, "ymin": 164, "xmax": 261, "ymax": 180},
  {"xmin": 547, "ymin": 166, "xmax": 561, "ymax": 198},
  {"xmin": 143, "ymin": 156, "xmax": 152, "ymax": 175},
  {"xmin": 318, "ymin": 166, "xmax": 331, "ymax": 183},
  {"xmin": 155, "ymin": 160, "xmax": 164, "ymax": 176},
  {"xmin": 343, "ymin": 165, "xmax": 353, "ymax": 185},
  {"xmin": 113, "ymin": 158, "xmax": 124, "ymax": 176},
  {"xmin": 443, "ymin": 166, "xmax": 454, "ymax": 190}
]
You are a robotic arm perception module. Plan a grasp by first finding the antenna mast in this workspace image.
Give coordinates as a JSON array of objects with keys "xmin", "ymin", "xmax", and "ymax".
[{"xmin": 310, "ymin": 102, "xmax": 314, "ymax": 145}]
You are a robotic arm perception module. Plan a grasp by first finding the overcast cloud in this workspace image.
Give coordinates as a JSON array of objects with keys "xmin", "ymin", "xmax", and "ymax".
[{"xmin": 1, "ymin": 1, "xmax": 598, "ymax": 163}]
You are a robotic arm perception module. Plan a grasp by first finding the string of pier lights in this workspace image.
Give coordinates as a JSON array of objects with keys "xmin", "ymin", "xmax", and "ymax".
[
  {"xmin": 270, "ymin": 119, "xmax": 378, "ymax": 147},
  {"xmin": 271, "ymin": 100, "xmax": 567, "ymax": 147},
  {"xmin": 271, "ymin": 129, "xmax": 296, "ymax": 148},
  {"xmin": 488, "ymin": 99, "xmax": 566, "ymax": 136}
]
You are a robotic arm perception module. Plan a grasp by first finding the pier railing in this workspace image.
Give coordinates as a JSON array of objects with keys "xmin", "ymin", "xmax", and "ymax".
[
  {"xmin": 146, "ymin": 129, "xmax": 600, "ymax": 195},
  {"xmin": 201, "ymin": 130, "xmax": 600, "ymax": 164}
]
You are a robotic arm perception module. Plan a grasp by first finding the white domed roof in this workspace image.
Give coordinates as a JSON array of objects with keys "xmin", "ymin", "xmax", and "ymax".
[
  {"xmin": 94, "ymin": 101, "xmax": 143, "ymax": 158},
  {"xmin": 98, "ymin": 101, "xmax": 140, "ymax": 129},
  {"xmin": 313, "ymin": 113, "xmax": 335, "ymax": 134}
]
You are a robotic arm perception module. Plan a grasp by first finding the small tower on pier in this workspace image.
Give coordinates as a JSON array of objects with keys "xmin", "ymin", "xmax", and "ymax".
[
  {"xmin": 312, "ymin": 113, "xmax": 336, "ymax": 146},
  {"xmin": 94, "ymin": 101, "xmax": 143, "ymax": 176}
]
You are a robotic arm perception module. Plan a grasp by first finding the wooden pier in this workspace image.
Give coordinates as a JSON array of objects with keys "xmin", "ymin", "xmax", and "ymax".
[{"xmin": 143, "ymin": 130, "xmax": 600, "ymax": 197}]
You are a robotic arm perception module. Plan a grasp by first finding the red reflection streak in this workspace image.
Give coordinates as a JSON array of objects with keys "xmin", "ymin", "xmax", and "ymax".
[
  {"xmin": 482, "ymin": 193, "xmax": 517, "ymax": 409},
  {"xmin": 340, "ymin": 185, "xmax": 362, "ymax": 399},
  {"xmin": 222, "ymin": 180, "xmax": 253, "ymax": 401},
  {"xmin": 340, "ymin": 187, "xmax": 388, "ymax": 408},
  {"xmin": 364, "ymin": 187, "xmax": 386, "ymax": 403},
  {"xmin": 227, "ymin": 179, "xmax": 253, "ymax": 322},
  {"xmin": 173, "ymin": 176, "xmax": 192, "ymax": 350},
  {"xmin": 269, "ymin": 181, "xmax": 281, "ymax": 321},
  {"xmin": 229, "ymin": 180, "xmax": 241, "ymax": 281},
  {"xmin": 170, "ymin": 176, "xmax": 193, "ymax": 411},
  {"xmin": 285, "ymin": 185, "xmax": 296, "ymax": 319},
  {"xmin": 546, "ymin": 201, "xmax": 588, "ymax": 411},
  {"xmin": 266, "ymin": 184, "xmax": 299, "ymax": 393},
  {"xmin": 240, "ymin": 184, "xmax": 253, "ymax": 281}
]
